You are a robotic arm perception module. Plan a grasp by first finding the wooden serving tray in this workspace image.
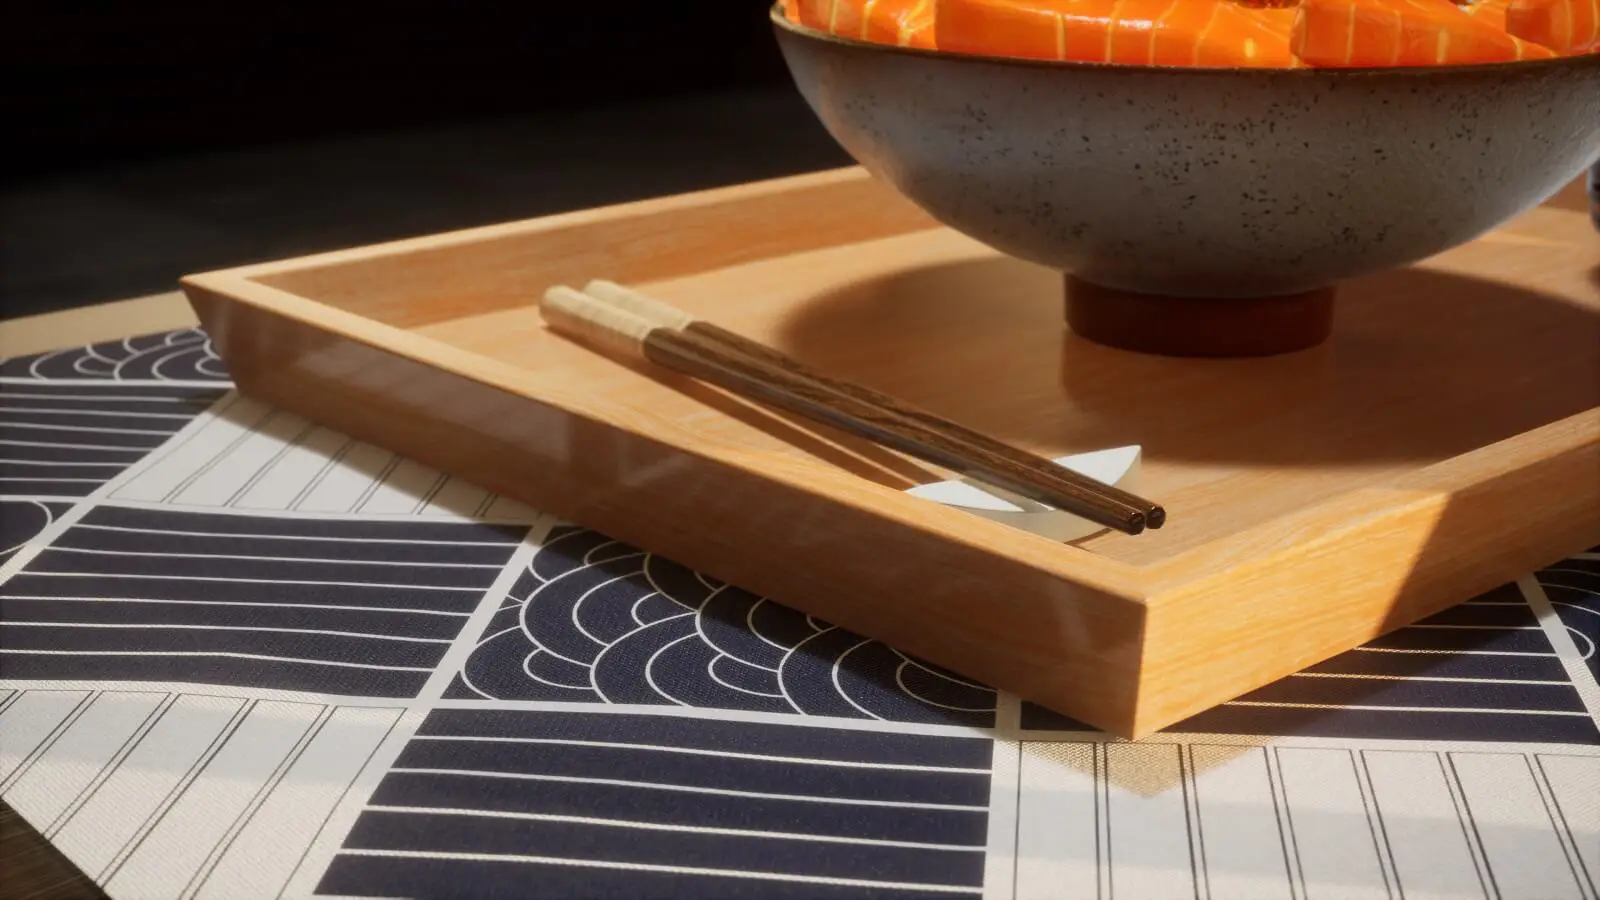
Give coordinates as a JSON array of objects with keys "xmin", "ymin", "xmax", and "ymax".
[{"xmin": 180, "ymin": 166, "xmax": 1600, "ymax": 738}]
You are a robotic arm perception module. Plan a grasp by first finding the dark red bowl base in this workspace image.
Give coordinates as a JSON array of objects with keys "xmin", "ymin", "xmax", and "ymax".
[{"xmin": 1063, "ymin": 275, "xmax": 1337, "ymax": 358}]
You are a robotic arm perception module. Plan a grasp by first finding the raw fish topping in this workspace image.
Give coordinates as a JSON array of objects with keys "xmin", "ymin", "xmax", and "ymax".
[{"xmin": 781, "ymin": 0, "xmax": 1599, "ymax": 66}]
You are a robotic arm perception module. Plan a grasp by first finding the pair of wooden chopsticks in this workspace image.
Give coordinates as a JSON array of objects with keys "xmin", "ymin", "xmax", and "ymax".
[{"xmin": 539, "ymin": 280, "xmax": 1166, "ymax": 536}]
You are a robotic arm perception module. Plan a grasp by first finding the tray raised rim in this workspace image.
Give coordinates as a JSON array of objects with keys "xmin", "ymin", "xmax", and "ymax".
[
  {"xmin": 182, "ymin": 165, "xmax": 1599, "ymax": 593},
  {"xmin": 178, "ymin": 164, "xmax": 1600, "ymax": 736}
]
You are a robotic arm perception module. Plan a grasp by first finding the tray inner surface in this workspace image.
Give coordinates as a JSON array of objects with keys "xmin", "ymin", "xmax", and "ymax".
[{"xmin": 256, "ymin": 193, "xmax": 1599, "ymax": 567}]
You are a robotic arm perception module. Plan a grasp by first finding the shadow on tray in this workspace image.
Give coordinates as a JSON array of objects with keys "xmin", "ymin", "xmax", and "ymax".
[
  {"xmin": 761, "ymin": 256, "xmax": 1600, "ymax": 790},
  {"xmin": 772, "ymin": 259, "xmax": 1599, "ymax": 468}
]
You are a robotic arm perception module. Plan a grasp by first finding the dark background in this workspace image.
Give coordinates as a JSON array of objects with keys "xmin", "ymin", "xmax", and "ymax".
[
  {"xmin": 2, "ymin": 1, "xmax": 850, "ymax": 318},
  {"xmin": 0, "ymin": 6, "xmax": 847, "ymax": 895}
]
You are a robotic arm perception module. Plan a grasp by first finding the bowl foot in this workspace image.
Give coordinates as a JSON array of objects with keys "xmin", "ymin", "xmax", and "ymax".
[{"xmin": 1063, "ymin": 276, "xmax": 1336, "ymax": 358}]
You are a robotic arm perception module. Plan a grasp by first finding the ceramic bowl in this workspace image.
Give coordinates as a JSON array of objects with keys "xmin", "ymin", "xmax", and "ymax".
[{"xmin": 770, "ymin": 7, "xmax": 1600, "ymax": 354}]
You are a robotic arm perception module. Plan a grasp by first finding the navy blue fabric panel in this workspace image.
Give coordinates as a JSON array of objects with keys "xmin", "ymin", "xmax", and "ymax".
[
  {"xmin": 318, "ymin": 855, "xmax": 980, "ymax": 900},
  {"xmin": 27, "ymin": 543, "xmax": 505, "ymax": 587},
  {"xmin": 1539, "ymin": 557, "xmax": 1599, "ymax": 682},
  {"xmin": 342, "ymin": 810, "xmax": 986, "ymax": 885},
  {"xmin": 78, "ymin": 503, "xmax": 529, "ymax": 546},
  {"xmin": 0, "ymin": 500, "xmax": 73, "ymax": 564},
  {"xmin": 368, "ymin": 771, "xmax": 989, "ymax": 845},
  {"xmin": 1361, "ymin": 625, "xmax": 1553, "ymax": 654},
  {"xmin": 0, "ymin": 422, "xmax": 172, "ymax": 450},
  {"xmin": 0, "ymin": 382, "xmax": 223, "ymax": 497},
  {"xmin": 395, "ymin": 739, "xmax": 992, "ymax": 807},
  {"xmin": 2, "ymin": 572, "xmax": 490, "ymax": 612},
  {"xmin": 1169, "ymin": 705, "xmax": 1600, "ymax": 744},
  {"xmin": 1239, "ymin": 675, "xmax": 1587, "ymax": 712},
  {"xmin": 0, "ymin": 653, "xmax": 432, "ymax": 696},
  {"xmin": 1413, "ymin": 602, "xmax": 1540, "ymax": 628},
  {"xmin": 52, "ymin": 519, "xmax": 524, "ymax": 565},
  {"xmin": 417, "ymin": 708, "xmax": 994, "ymax": 768},
  {"xmin": 324, "ymin": 709, "xmax": 993, "ymax": 898},
  {"xmin": 0, "ymin": 383, "xmax": 222, "ymax": 413},
  {"xmin": 2, "ymin": 598, "xmax": 465, "ymax": 639},
  {"xmin": 1, "ymin": 620, "xmax": 446, "ymax": 666},
  {"xmin": 1298, "ymin": 647, "xmax": 1571, "ymax": 681},
  {"xmin": 0, "ymin": 504, "xmax": 526, "ymax": 696}
]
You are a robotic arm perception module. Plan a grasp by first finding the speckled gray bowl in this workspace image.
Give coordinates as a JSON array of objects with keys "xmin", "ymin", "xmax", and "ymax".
[{"xmin": 771, "ymin": 7, "xmax": 1600, "ymax": 352}]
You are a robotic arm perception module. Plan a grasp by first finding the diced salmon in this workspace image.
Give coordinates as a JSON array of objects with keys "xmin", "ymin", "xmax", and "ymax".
[
  {"xmin": 1291, "ymin": 0, "xmax": 1556, "ymax": 64},
  {"xmin": 793, "ymin": 0, "xmax": 938, "ymax": 46},
  {"xmin": 1459, "ymin": 0, "xmax": 1512, "ymax": 29},
  {"xmin": 1506, "ymin": 0, "xmax": 1600, "ymax": 53},
  {"xmin": 934, "ymin": 0, "xmax": 1298, "ymax": 66}
]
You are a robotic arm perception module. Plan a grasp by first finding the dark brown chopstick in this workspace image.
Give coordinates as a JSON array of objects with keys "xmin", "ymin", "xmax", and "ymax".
[
  {"xmin": 540, "ymin": 284, "xmax": 1163, "ymax": 536},
  {"xmin": 583, "ymin": 279, "xmax": 1165, "ymax": 530}
]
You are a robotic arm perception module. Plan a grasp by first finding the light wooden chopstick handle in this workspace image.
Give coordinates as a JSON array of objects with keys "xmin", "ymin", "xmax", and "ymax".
[
  {"xmin": 584, "ymin": 279, "xmax": 695, "ymax": 330},
  {"xmin": 540, "ymin": 286, "xmax": 655, "ymax": 358}
]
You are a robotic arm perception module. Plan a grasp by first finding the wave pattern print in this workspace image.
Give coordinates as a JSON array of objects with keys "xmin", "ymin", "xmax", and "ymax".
[
  {"xmin": 0, "ymin": 504, "xmax": 529, "ymax": 697},
  {"xmin": 1021, "ymin": 581, "xmax": 1600, "ymax": 743},
  {"xmin": 1540, "ymin": 556, "xmax": 1600, "ymax": 682},
  {"xmin": 0, "ymin": 383, "xmax": 224, "ymax": 498},
  {"xmin": 0, "ymin": 500, "xmax": 74, "ymax": 565},
  {"xmin": 0, "ymin": 328, "xmax": 232, "ymax": 382},
  {"xmin": 447, "ymin": 526, "xmax": 998, "ymax": 727},
  {"xmin": 317, "ymin": 708, "xmax": 994, "ymax": 900}
]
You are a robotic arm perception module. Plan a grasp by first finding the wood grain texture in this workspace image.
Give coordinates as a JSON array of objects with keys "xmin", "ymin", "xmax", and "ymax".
[
  {"xmin": 180, "ymin": 165, "xmax": 1600, "ymax": 738},
  {"xmin": 637, "ymin": 326, "xmax": 1150, "ymax": 534},
  {"xmin": 185, "ymin": 272, "xmax": 1152, "ymax": 734},
  {"xmin": 581, "ymin": 279, "xmax": 1162, "ymax": 528},
  {"xmin": 543, "ymin": 283, "xmax": 1152, "ymax": 533},
  {"xmin": 0, "ymin": 800, "xmax": 105, "ymax": 900}
]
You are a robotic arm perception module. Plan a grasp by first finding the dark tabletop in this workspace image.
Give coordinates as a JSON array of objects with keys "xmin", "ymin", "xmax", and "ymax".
[{"xmin": 0, "ymin": 84, "xmax": 848, "ymax": 321}]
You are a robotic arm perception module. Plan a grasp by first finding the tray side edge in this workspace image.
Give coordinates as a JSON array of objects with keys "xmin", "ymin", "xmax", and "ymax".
[
  {"xmin": 182, "ymin": 276, "xmax": 1159, "ymax": 738},
  {"xmin": 179, "ymin": 271, "xmax": 1144, "ymax": 592},
  {"xmin": 1142, "ymin": 407, "xmax": 1600, "ymax": 586},
  {"xmin": 1131, "ymin": 411, "xmax": 1600, "ymax": 737}
]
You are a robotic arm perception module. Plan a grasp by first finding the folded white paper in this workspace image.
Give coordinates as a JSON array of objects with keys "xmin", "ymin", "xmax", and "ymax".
[{"xmin": 904, "ymin": 445, "xmax": 1142, "ymax": 541}]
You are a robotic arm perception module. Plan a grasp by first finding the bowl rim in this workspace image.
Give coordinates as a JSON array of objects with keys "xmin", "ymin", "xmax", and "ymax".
[{"xmin": 769, "ymin": 2, "xmax": 1600, "ymax": 78}]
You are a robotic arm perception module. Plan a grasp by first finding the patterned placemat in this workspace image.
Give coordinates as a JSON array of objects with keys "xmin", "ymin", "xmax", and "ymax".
[{"xmin": 1, "ymin": 329, "xmax": 1596, "ymax": 899}]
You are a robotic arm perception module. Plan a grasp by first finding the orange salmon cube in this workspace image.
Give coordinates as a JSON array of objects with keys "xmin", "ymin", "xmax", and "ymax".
[
  {"xmin": 1506, "ymin": 0, "xmax": 1600, "ymax": 53},
  {"xmin": 935, "ymin": 0, "xmax": 1296, "ymax": 66},
  {"xmin": 1292, "ymin": 0, "xmax": 1555, "ymax": 65}
]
